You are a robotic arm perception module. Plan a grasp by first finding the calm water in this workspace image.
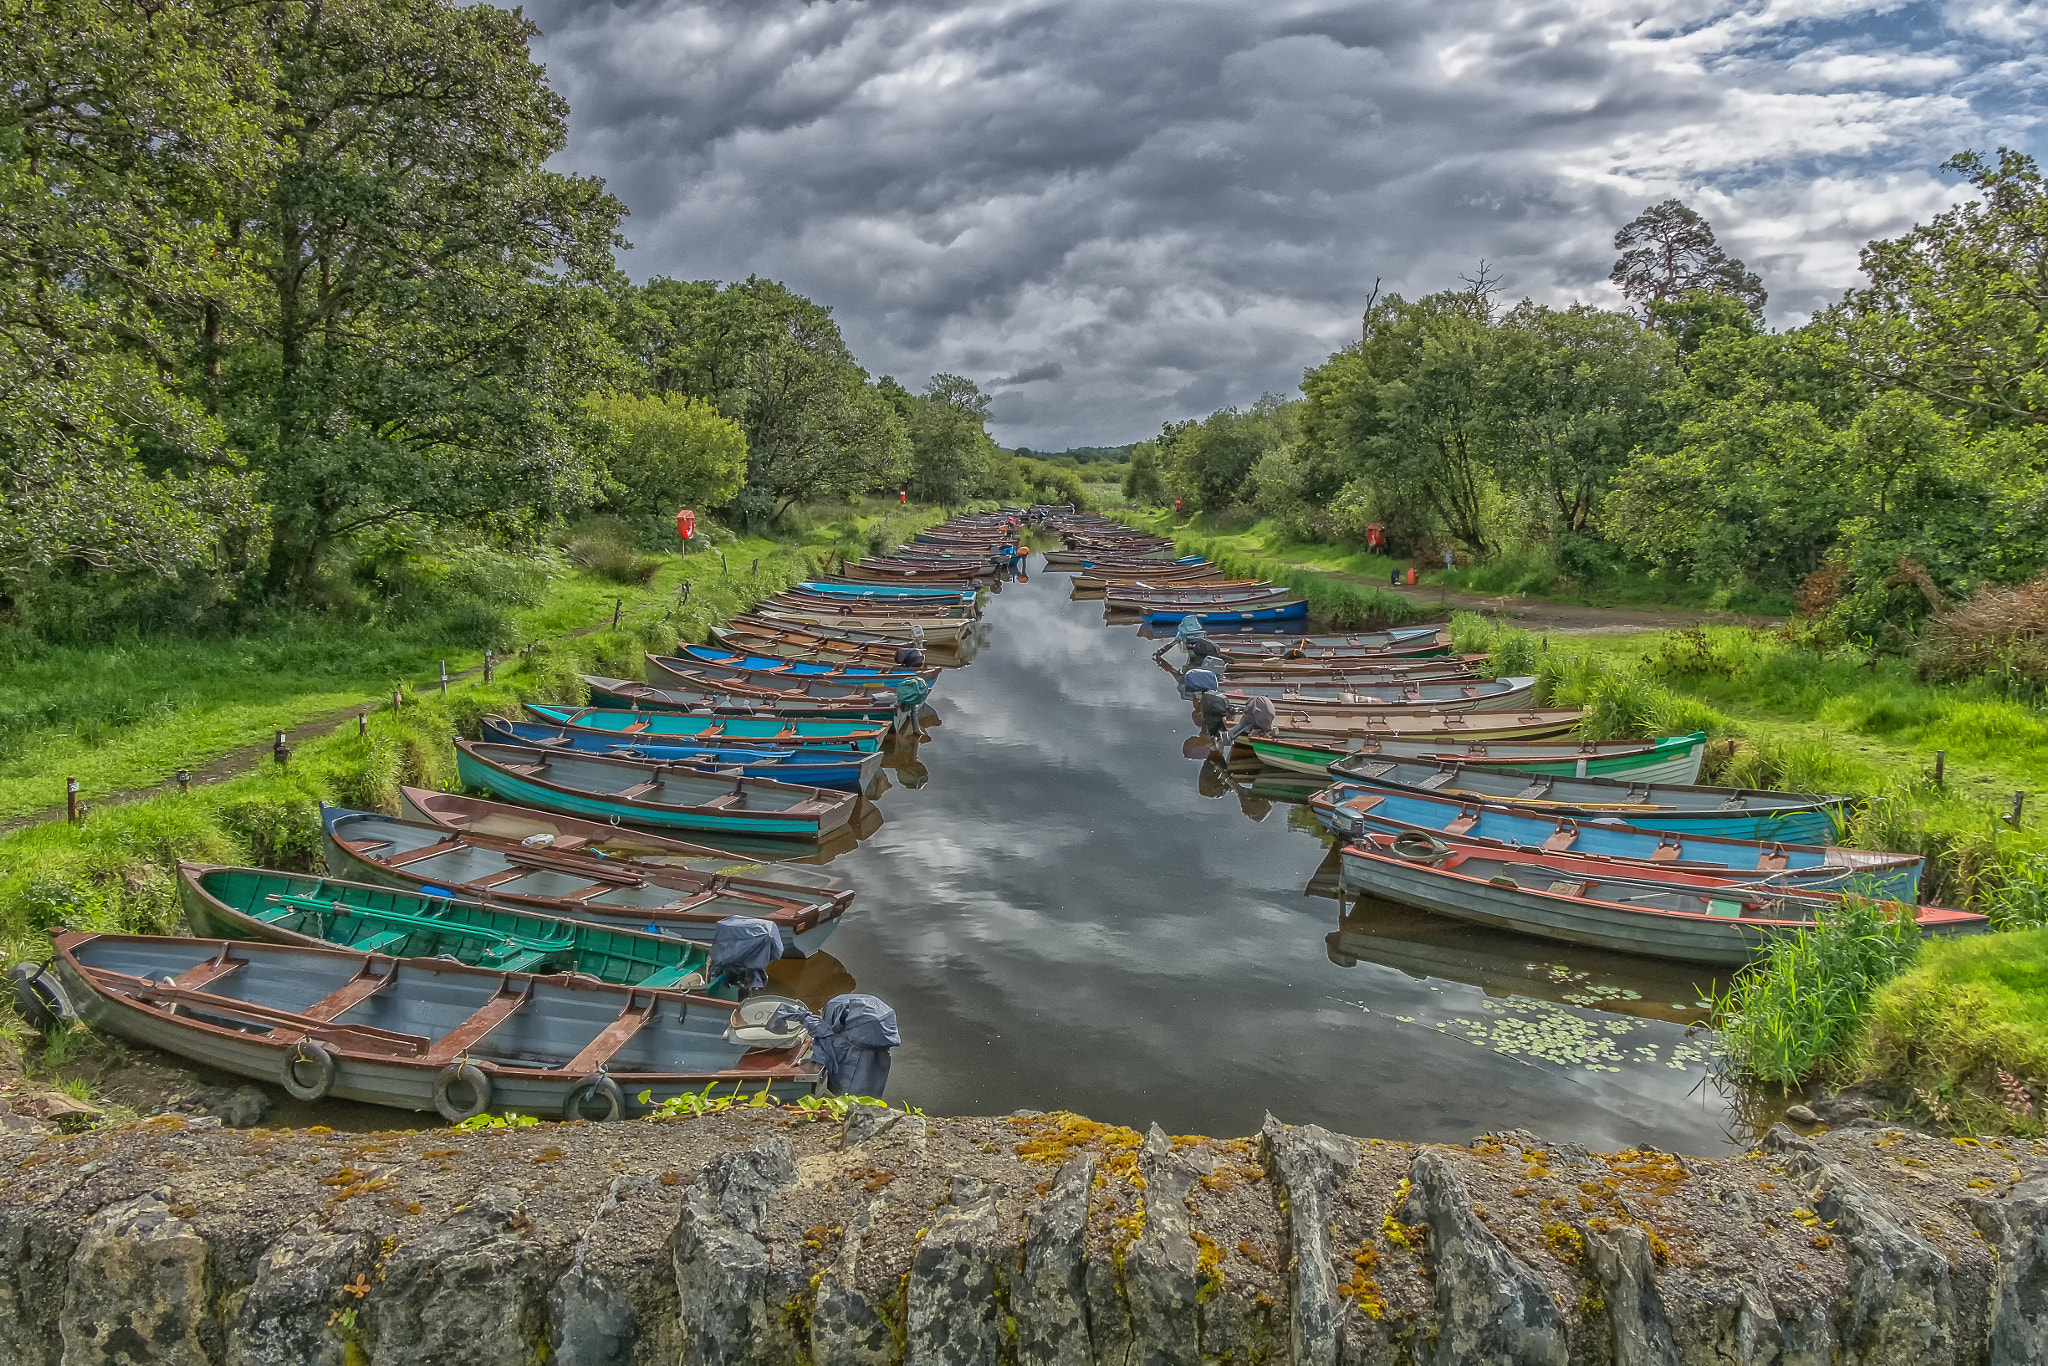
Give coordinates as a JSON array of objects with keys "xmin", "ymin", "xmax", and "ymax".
[{"xmin": 815, "ymin": 554, "xmax": 1768, "ymax": 1154}]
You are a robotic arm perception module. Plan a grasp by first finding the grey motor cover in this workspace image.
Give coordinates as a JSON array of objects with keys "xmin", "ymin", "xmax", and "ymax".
[
  {"xmin": 769, "ymin": 992, "xmax": 902, "ymax": 1097},
  {"xmin": 708, "ymin": 915, "xmax": 781, "ymax": 993}
]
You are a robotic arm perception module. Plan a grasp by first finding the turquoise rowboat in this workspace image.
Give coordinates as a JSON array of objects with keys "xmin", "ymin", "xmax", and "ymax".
[
  {"xmin": 1241, "ymin": 732, "xmax": 1708, "ymax": 785},
  {"xmin": 526, "ymin": 702, "xmax": 890, "ymax": 752},
  {"xmin": 668, "ymin": 643, "xmax": 935, "ymax": 688},
  {"xmin": 796, "ymin": 580, "xmax": 979, "ymax": 604},
  {"xmin": 455, "ymin": 741, "xmax": 858, "ymax": 841},
  {"xmin": 1304, "ymin": 783, "xmax": 1921, "ymax": 898},
  {"xmin": 1145, "ymin": 601, "xmax": 1308, "ymax": 625},
  {"xmin": 1329, "ymin": 754, "xmax": 1851, "ymax": 845}
]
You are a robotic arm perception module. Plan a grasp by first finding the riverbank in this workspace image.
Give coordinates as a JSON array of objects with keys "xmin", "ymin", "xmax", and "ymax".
[{"xmin": 0, "ymin": 1104, "xmax": 2040, "ymax": 1365}]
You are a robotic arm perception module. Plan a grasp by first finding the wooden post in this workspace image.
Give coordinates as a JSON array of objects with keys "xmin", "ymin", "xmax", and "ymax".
[
  {"xmin": 2012, "ymin": 791, "xmax": 2028, "ymax": 828},
  {"xmin": 439, "ymin": 660, "xmax": 449, "ymax": 697},
  {"xmin": 681, "ymin": 583, "xmax": 692, "ymax": 605},
  {"xmin": 358, "ymin": 711, "xmax": 368, "ymax": 738},
  {"xmin": 176, "ymin": 769, "xmax": 191, "ymax": 794},
  {"xmin": 719, "ymin": 550, "xmax": 728, "ymax": 574},
  {"xmin": 483, "ymin": 649, "xmax": 494, "ymax": 684},
  {"xmin": 751, "ymin": 556, "xmax": 759, "ymax": 576},
  {"xmin": 66, "ymin": 777, "xmax": 80, "ymax": 824},
  {"xmin": 392, "ymin": 689, "xmax": 402, "ymax": 713},
  {"xmin": 1933, "ymin": 750, "xmax": 1946, "ymax": 787},
  {"xmin": 611, "ymin": 598, "xmax": 622, "ymax": 630},
  {"xmin": 274, "ymin": 732, "xmax": 289, "ymax": 766}
]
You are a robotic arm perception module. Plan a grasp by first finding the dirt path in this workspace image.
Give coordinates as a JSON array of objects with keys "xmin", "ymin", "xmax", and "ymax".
[{"xmin": 1311, "ymin": 569, "xmax": 1787, "ymax": 636}]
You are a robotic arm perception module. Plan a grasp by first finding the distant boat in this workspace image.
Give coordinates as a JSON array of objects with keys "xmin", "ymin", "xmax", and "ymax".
[
  {"xmin": 1144, "ymin": 600, "xmax": 1308, "ymax": 625},
  {"xmin": 669, "ymin": 642, "xmax": 936, "ymax": 686},
  {"xmin": 753, "ymin": 607, "xmax": 976, "ymax": 642},
  {"xmin": 454, "ymin": 741, "xmax": 860, "ymax": 842},
  {"xmin": 1336, "ymin": 832, "xmax": 1982, "ymax": 965},
  {"xmin": 1305, "ymin": 782, "xmax": 1921, "ymax": 897},
  {"xmin": 1217, "ymin": 675, "xmax": 1538, "ymax": 715},
  {"xmin": 1212, "ymin": 628, "xmax": 1450, "ymax": 659},
  {"xmin": 1267, "ymin": 709, "xmax": 1585, "ymax": 745},
  {"xmin": 50, "ymin": 929, "xmax": 823, "ymax": 1120}
]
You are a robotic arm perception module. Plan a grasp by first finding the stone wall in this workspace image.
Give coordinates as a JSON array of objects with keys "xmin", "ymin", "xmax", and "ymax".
[{"xmin": 1, "ymin": 1107, "xmax": 2044, "ymax": 1364}]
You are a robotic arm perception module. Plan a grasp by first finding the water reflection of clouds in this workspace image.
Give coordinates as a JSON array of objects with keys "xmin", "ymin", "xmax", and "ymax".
[{"xmin": 829, "ymin": 579, "xmax": 1748, "ymax": 1153}]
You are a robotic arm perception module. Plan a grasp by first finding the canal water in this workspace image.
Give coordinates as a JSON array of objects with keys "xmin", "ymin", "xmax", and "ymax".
[{"xmin": 816, "ymin": 553, "xmax": 1763, "ymax": 1154}]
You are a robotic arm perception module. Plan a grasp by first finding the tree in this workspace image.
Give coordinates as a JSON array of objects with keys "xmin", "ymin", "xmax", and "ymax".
[
  {"xmin": 617, "ymin": 277, "xmax": 907, "ymax": 519},
  {"xmin": 1611, "ymin": 200, "xmax": 1767, "ymax": 322},
  {"xmin": 1122, "ymin": 442, "xmax": 1168, "ymax": 504},
  {"xmin": 1831, "ymin": 149, "xmax": 2048, "ymax": 428},
  {"xmin": 582, "ymin": 393, "xmax": 747, "ymax": 516},
  {"xmin": 1160, "ymin": 397, "xmax": 1293, "ymax": 512},
  {"xmin": 1485, "ymin": 303, "xmax": 1673, "ymax": 535},
  {"xmin": 1, "ymin": 0, "xmax": 271, "ymax": 579},
  {"xmin": 904, "ymin": 373, "xmax": 996, "ymax": 506}
]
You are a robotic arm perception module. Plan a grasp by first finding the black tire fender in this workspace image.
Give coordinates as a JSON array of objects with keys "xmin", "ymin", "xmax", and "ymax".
[
  {"xmin": 281, "ymin": 1038, "xmax": 336, "ymax": 1101},
  {"xmin": 562, "ymin": 1073, "xmax": 624, "ymax": 1122},
  {"xmin": 8, "ymin": 963, "xmax": 61, "ymax": 1031},
  {"xmin": 433, "ymin": 1061, "xmax": 492, "ymax": 1123}
]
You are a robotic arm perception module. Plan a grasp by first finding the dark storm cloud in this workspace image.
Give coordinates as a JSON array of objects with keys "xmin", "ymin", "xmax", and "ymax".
[{"xmin": 525, "ymin": 0, "xmax": 2047, "ymax": 447}]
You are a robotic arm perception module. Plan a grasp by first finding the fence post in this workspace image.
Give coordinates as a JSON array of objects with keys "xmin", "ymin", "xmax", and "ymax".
[
  {"xmin": 66, "ymin": 777, "xmax": 80, "ymax": 825},
  {"xmin": 612, "ymin": 598, "xmax": 622, "ymax": 630},
  {"xmin": 752, "ymin": 557, "xmax": 760, "ymax": 576},
  {"xmin": 358, "ymin": 711, "xmax": 368, "ymax": 738},
  {"xmin": 2012, "ymin": 791, "xmax": 2028, "ymax": 828},
  {"xmin": 273, "ymin": 732, "xmax": 289, "ymax": 766},
  {"xmin": 1933, "ymin": 750, "xmax": 1945, "ymax": 787},
  {"xmin": 483, "ymin": 649, "xmax": 494, "ymax": 684},
  {"xmin": 719, "ymin": 551, "xmax": 728, "ymax": 574},
  {"xmin": 439, "ymin": 660, "xmax": 449, "ymax": 697},
  {"xmin": 177, "ymin": 769, "xmax": 191, "ymax": 794}
]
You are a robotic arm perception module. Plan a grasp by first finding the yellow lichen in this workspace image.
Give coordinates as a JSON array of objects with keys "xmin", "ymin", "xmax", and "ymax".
[{"xmin": 1543, "ymin": 1223, "xmax": 1585, "ymax": 1265}]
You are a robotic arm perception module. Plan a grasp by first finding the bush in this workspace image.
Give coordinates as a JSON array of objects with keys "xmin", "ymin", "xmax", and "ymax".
[
  {"xmin": 1919, "ymin": 574, "xmax": 2048, "ymax": 696},
  {"xmin": 566, "ymin": 533, "xmax": 663, "ymax": 586},
  {"xmin": 1714, "ymin": 895, "xmax": 1926, "ymax": 1087}
]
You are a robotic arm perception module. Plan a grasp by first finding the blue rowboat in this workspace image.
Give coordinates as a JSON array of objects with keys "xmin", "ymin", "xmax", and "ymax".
[
  {"xmin": 646, "ymin": 654, "xmax": 912, "ymax": 702},
  {"xmin": 1144, "ymin": 601, "xmax": 1309, "ymax": 625},
  {"xmin": 1306, "ymin": 781, "xmax": 1921, "ymax": 898},
  {"xmin": 796, "ymin": 581, "xmax": 979, "ymax": 604},
  {"xmin": 479, "ymin": 718, "xmax": 883, "ymax": 791},
  {"xmin": 455, "ymin": 741, "xmax": 858, "ymax": 841},
  {"xmin": 1330, "ymin": 754, "xmax": 1851, "ymax": 845},
  {"xmin": 1242, "ymin": 732, "xmax": 1706, "ymax": 784},
  {"xmin": 582, "ymin": 675, "xmax": 904, "ymax": 724},
  {"xmin": 671, "ymin": 642, "xmax": 935, "ymax": 687},
  {"xmin": 527, "ymin": 702, "xmax": 889, "ymax": 752}
]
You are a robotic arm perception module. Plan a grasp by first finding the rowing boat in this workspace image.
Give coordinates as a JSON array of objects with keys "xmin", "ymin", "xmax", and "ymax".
[
  {"xmin": 178, "ymin": 862, "xmax": 746, "ymax": 990},
  {"xmin": 794, "ymin": 580, "xmax": 980, "ymax": 604},
  {"xmin": 1145, "ymin": 600, "xmax": 1308, "ymax": 625},
  {"xmin": 582, "ymin": 675, "xmax": 905, "ymax": 724},
  {"xmin": 50, "ymin": 929, "xmax": 823, "ymax": 1120},
  {"xmin": 478, "ymin": 717, "xmax": 883, "ymax": 791},
  {"xmin": 1329, "ymin": 754, "xmax": 1851, "ymax": 844},
  {"xmin": 395, "ymin": 788, "xmax": 853, "ymax": 894},
  {"xmin": 726, "ymin": 613, "xmax": 959, "ymax": 651},
  {"xmin": 526, "ymin": 702, "xmax": 891, "ymax": 751},
  {"xmin": 669, "ymin": 642, "xmax": 937, "ymax": 686},
  {"xmin": 454, "ymin": 741, "xmax": 859, "ymax": 841},
  {"xmin": 646, "ymin": 654, "xmax": 913, "ymax": 702},
  {"xmin": 1216, "ymin": 675, "xmax": 1537, "ymax": 714},
  {"xmin": 1212, "ymin": 629, "xmax": 1451, "ymax": 659},
  {"xmin": 1305, "ymin": 784, "xmax": 1921, "ymax": 897},
  {"xmin": 754, "ymin": 607, "xmax": 976, "ymax": 642},
  {"xmin": 708, "ymin": 626, "xmax": 934, "ymax": 668},
  {"xmin": 324, "ymin": 807, "xmax": 851, "ymax": 954},
  {"xmin": 1267, "ymin": 709, "xmax": 1585, "ymax": 744},
  {"xmin": 1336, "ymin": 832, "xmax": 1981, "ymax": 965},
  {"xmin": 1238, "ymin": 732, "xmax": 1707, "ymax": 784}
]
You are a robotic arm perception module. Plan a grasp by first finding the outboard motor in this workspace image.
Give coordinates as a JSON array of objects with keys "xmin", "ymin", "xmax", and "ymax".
[
  {"xmin": 1180, "ymin": 667, "xmax": 1219, "ymax": 699},
  {"xmin": 1184, "ymin": 635, "xmax": 1224, "ymax": 670},
  {"xmin": 708, "ymin": 915, "xmax": 781, "ymax": 997},
  {"xmin": 770, "ymin": 993, "xmax": 902, "ymax": 1097},
  {"xmin": 1173, "ymin": 615, "xmax": 1207, "ymax": 646},
  {"xmin": 893, "ymin": 675, "xmax": 933, "ymax": 721},
  {"xmin": 894, "ymin": 644, "xmax": 926, "ymax": 669}
]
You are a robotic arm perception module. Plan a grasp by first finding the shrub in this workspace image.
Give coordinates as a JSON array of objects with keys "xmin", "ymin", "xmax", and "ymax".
[
  {"xmin": 1918, "ymin": 575, "xmax": 2048, "ymax": 696},
  {"xmin": 567, "ymin": 535, "xmax": 663, "ymax": 586}
]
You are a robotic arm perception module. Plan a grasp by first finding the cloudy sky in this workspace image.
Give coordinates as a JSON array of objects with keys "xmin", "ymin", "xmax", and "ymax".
[{"xmin": 525, "ymin": 0, "xmax": 2048, "ymax": 449}]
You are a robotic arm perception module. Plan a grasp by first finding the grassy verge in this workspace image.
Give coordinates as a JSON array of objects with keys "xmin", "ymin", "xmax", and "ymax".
[
  {"xmin": 0, "ymin": 503, "xmax": 939, "ymax": 821},
  {"xmin": 1427, "ymin": 546, "xmax": 1796, "ymax": 616},
  {"xmin": 1116, "ymin": 510, "xmax": 1416, "ymax": 629},
  {"xmin": 1865, "ymin": 930, "xmax": 2048, "ymax": 1135}
]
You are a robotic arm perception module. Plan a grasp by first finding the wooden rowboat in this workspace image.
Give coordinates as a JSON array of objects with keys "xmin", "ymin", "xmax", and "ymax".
[
  {"xmin": 1238, "ymin": 732, "xmax": 1707, "ymax": 784},
  {"xmin": 1304, "ymin": 784, "xmax": 1921, "ymax": 897},
  {"xmin": 324, "ymin": 807, "xmax": 851, "ymax": 955},
  {"xmin": 646, "ymin": 654, "xmax": 914, "ymax": 703},
  {"xmin": 1336, "ymin": 833, "xmax": 1982, "ymax": 965},
  {"xmin": 1267, "ymin": 709, "xmax": 1585, "ymax": 745},
  {"xmin": 1106, "ymin": 586, "xmax": 1299, "ymax": 612},
  {"xmin": 477, "ymin": 717, "xmax": 884, "ymax": 791},
  {"xmin": 754, "ymin": 608, "xmax": 976, "ymax": 642},
  {"xmin": 1330, "ymin": 754, "xmax": 1851, "ymax": 845},
  {"xmin": 51, "ymin": 929, "xmax": 824, "ymax": 1120},
  {"xmin": 670, "ymin": 642, "xmax": 937, "ymax": 686},
  {"xmin": 178, "ymin": 862, "xmax": 743, "ymax": 991},
  {"xmin": 582, "ymin": 675, "xmax": 905, "ymax": 725},
  {"xmin": 726, "ymin": 614, "xmax": 960, "ymax": 652},
  {"xmin": 1213, "ymin": 629, "xmax": 1451, "ymax": 659},
  {"xmin": 1145, "ymin": 601, "xmax": 1308, "ymax": 625},
  {"xmin": 709, "ymin": 626, "xmax": 936, "ymax": 669},
  {"xmin": 454, "ymin": 741, "xmax": 859, "ymax": 842},
  {"xmin": 526, "ymin": 702, "xmax": 891, "ymax": 752},
  {"xmin": 395, "ymin": 788, "xmax": 853, "ymax": 892},
  {"xmin": 1216, "ymin": 675, "xmax": 1537, "ymax": 714}
]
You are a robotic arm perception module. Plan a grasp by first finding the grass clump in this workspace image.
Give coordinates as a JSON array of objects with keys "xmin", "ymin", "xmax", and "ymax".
[
  {"xmin": 1713, "ymin": 896, "xmax": 1926, "ymax": 1089},
  {"xmin": 1864, "ymin": 927, "xmax": 2048, "ymax": 1134}
]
